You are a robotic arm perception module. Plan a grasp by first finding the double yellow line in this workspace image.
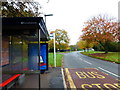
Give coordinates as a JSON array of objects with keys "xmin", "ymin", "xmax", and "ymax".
[{"xmin": 65, "ymin": 68, "xmax": 76, "ymax": 89}]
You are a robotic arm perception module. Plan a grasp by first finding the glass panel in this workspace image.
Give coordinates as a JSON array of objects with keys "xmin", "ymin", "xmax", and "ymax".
[
  {"xmin": 11, "ymin": 36, "xmax": 22, "ymax": 71},
  {"xmin": 22, "ymin": 40, "xmax": 28, "ymax": 71},
  {"xmin": 2, "ymin": 36, "xmax": 9, "ymax": 66},
  {"xmin": 2, "ymin": 36, "xmax": 12, "ymax": 82}
]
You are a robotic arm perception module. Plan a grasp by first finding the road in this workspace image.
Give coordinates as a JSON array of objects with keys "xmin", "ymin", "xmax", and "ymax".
[{"xmin": 63, "ymin": 51, "xmax": 119, "ymax": 79}]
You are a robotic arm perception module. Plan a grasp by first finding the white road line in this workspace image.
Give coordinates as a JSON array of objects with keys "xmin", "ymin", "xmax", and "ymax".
[
  {"xmin": 84, "ymin": 60, "xmax": 92, "ymax": 65},
  {"xmin": 79, "ymin": 57, "xmax": 83, "ymax": 61},
  {"xmin": 98, "ymin": 67, "xmax": 120, "ymax": 78},
  {"xmin": 79, "ymin": 57, "xmax": 92, "ymax": 64}
]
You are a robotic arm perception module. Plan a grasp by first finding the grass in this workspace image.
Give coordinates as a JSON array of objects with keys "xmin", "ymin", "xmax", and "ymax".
[
  {"xmin": 81, "ymin": 51, "xmax": 120, "ymax": 64},
  {"xmin": 48, "ymin": 53, "xmax": 63, "ymax": 67}
]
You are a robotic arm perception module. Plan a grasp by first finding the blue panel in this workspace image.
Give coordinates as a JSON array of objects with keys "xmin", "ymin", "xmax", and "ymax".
[
  {"xmin": 28, "ymin": 43, "xmax": 48, "ymax": 70},
  {"xmin": 40, "ymin": 44, "xmax": 47, "ymax": 70}
]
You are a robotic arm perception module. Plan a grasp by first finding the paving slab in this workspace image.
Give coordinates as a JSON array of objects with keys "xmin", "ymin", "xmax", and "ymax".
[
  {"xmin": 12, "ymin": 74, "xmax": 39, "ymax": 89},
  {"xmin": 40, "ymin": 67, "xmax": 64, "ymax": 88},
  {"xmin": 11, "ymin": 67, "xmax": 64, "ymax": 89}
]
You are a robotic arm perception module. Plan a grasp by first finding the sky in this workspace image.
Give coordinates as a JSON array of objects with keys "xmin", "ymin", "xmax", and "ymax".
[{"xmin": 35, "ymin": 0, "xmax": 119, "ymax": 45}]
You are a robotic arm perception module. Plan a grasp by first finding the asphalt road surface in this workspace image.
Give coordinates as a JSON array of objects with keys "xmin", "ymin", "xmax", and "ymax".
[{"xmin": 63, "ymin": 51, "xmax": 119, "ymax": 79}]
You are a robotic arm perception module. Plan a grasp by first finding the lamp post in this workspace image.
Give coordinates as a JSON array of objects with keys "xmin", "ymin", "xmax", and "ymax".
[
  {"xmin": 50, "ymin": 32, "xmax": 56, "ymax": 67},
  {"xmin": 44, "ymin": 14, "xmax": 56, "ymax": 67},
  {"xmin": 44, "ymin": 14, "xmax": 53, "ymax": 24},
  {"xmin": 53, "ymin": 32, "xmax": 56, "ymax": 67}
]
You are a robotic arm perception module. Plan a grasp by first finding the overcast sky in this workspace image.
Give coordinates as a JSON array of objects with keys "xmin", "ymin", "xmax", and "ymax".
[{"xmin": 36, "ymin": 0, "xmax": 119, "ymax": 45}]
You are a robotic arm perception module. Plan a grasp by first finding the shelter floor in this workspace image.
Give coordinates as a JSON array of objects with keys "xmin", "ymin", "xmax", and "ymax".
[{"xmin": 12, "ymin": 67, "xmax": 64, "ymax": 89}]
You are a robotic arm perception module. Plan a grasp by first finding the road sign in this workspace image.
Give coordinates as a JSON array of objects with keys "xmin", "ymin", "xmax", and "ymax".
[
  {"xmin": 64, "ymin": 68, "xmax": 120, "ymax": 89},
  {"xmin": 50, "ymin": 34, "xmax": 53, "ymax": 38}
]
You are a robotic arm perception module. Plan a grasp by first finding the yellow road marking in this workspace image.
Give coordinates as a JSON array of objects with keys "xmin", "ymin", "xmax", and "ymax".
[{"xmin": 65, "ymin": 68, "xmax": 76, "ymax": 89}]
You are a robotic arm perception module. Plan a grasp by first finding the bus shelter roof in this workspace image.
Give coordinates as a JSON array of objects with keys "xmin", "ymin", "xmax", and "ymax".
[{"xmin": 2, "ymin": 17, "xmax": 50, "ymax": 41}]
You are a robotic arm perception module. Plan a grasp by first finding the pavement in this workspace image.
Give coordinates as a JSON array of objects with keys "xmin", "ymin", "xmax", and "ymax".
[
  {"xmin": 12, "ymin": 67, "xmax": 64, "ymax": 89},
  {"xmin": 40, "ymin": 67, "xmax": 64, "ymax": 88}
]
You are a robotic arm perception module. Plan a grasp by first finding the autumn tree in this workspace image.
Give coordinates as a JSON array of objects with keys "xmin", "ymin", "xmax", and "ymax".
[
  {"xmin": 69, "ymin": 45, "xmax": 79, "ymax": 51},
  {"xmin": 48, "ymin": 29, "xmax": 70, "ymax": 51},
  {"xmin": 1, "ymin": 0, "xmax": 41, "ymax": 17},
  {"xmin": 81, "ymin": 15, "xmax": 118, "ymax": 53},
  {"xmin": 48, "ymin": 39, "xmax": 54, "ymax": 50},
  {"xmin": 55, "ymin": 29, "xmax": 70, "ymax": 50},
  {"xmin": 77, "ymin": 40, "xmax": 93, "ymax": 52}
]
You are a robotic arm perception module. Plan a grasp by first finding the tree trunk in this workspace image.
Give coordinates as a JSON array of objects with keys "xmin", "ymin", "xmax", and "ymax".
[
  {"xmin": 84, "ymin": 48, "xmax": 85, "ymax": 52},
  {"xmin": 104, "ymin": 42, "xmax": 109, "ymax": 54},
  {"xmin": 105, "ymin": 50, "xmax": 108, "ymax": 53},
  {"xmin": 87, "ymin": 48, "xmax": 89, "ymax": 52},
  {"xmin": 99, "ymin": 41, "xmax": 109, "ymax": 53}
]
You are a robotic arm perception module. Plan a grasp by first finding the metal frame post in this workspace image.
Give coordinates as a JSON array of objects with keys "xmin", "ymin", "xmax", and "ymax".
[
  {"xmin": 54, "ymin": 33, "xmax": 56, "ymax": 67},
  {"xmin": 38, "ymin": 29, "xmax": 40, "ymax": 90}
]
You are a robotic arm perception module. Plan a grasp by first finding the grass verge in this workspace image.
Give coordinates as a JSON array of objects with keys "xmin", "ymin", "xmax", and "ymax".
[
  {"xmin": 48, "ymin": 53, "xmax": 63, "ymax": 67},
  {"xmin": 80, "ymin": 51, "xmax": 120, "ymax": 64}
]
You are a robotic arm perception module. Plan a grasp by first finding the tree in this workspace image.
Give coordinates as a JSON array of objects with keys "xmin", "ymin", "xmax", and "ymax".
[
  {"xmin": 94, "ymin": 41, "xmax": 120, "ymax": 52},
  {"xmin": 55, "ymin": 29, "xmax": 70, "ymax": 50},
  {"xmin": 48, "ymin": 39, "xmax": 54, "ymax": 51},
  {"xmin": 77, "ymin": 40, "xmax": 93, "ymax": 52},
  {"xmin": 69, "ymin": 45, "xmax": 79, "ymax": 51},
  {"xmin": 1, "ymin": 0, "xmax": 42, "ymax": 17},
  {"xmin": 48, "ymin": 29, "xmax": 70, "ymax": 51},
  {"xmin": 81, "ymin": 15, "xmax": 118, "ymax": 53}
]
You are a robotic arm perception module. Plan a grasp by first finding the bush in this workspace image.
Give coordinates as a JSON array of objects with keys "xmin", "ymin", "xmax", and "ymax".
[{"xmin": 93, "ymin": 42, "xmax": 120, "ymax": 52}]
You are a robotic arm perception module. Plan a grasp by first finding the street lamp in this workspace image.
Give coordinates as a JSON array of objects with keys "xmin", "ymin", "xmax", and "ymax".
[
  {"xmin": 44, "ymin": 14, "xmax": 53, "ymax": 24},
  {"xmin": 50, "ymin": 32, "xmax": 56, "ymax": 67},
  {"xmin": 45, "ymin": 14, "xmax": 53, "ymax": 16},
  {"xmin": 44, "ymin": 14, "xmax": 56, "ymax": 67}
]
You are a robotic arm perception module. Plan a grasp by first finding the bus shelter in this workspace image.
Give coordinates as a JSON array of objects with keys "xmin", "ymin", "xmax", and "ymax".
[{"xmin": 1, "ymin": 17, "xmax": 49, "ymax": 89}]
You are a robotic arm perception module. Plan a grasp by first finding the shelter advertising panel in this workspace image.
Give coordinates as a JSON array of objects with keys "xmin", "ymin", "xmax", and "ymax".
[{"xmin": 28, "ymin": 43, "xmax": 48, "ymax": 71}]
